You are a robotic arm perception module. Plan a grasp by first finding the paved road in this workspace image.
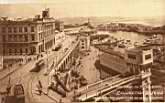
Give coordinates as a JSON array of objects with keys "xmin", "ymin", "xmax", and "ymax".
[
  {"xmin": 28, "ymin": 67, "xmax": 60, "ymax": 103},
  {"xmin": 79, "ymin": 46, "xmax": 100, "ymax": 84},
  {"xmin": 0, "ymin": 35, "xmax": 76, "ymax": 103},
  {"xmin": 0, "ymin": 59, "xmax": 37, "ymax": 103}
]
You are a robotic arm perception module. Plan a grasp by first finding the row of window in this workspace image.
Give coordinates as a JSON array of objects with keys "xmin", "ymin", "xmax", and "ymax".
[
  {"xmin": 38, "ymin": 24, "xmax": 55, "ymax": 31},
  {"xmin": 1, "ymin": 26, "xmax": 35, "ymax": 33},
  {"xmin": 2, "ymin": 34, "xmax": 35, "ymax": 42},
  {"xmin": 127, "ymin": 54, "xmax": 152, "ymax": 60},
  {"xmin": 80, "ymin": 40, "xmax": 86, "ymax": 49},
  {"xmin": 38, "ymin": 30, "xmax": 54, "ymax": 41},
  {"xmin": 128, "ymin": 54, "xmax": 136, "ymax": 60},
  {"xmin": 4, "ymin": 47, "xmax": 36, "ymax": 55}
]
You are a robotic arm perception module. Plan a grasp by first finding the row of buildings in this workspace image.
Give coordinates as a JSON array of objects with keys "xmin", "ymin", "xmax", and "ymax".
[
  {"xmin": 0, "ymin": 8, "xmax": 65, "ymax": 68},
  {"xmin": 0, "ymin": 8, "xmax": 95, "ymax": 70},
  {"xmin": 97, "ymin": 23, "xmax": 154, "ymax": 33}
]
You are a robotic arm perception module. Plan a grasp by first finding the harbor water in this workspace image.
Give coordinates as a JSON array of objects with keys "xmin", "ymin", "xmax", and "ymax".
[{"xmin": 98, "ymin": 31, "xmax": 163, "ymax": 45}]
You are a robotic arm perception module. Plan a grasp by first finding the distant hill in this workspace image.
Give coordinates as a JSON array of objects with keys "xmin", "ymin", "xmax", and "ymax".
[{"xmin": 60, "ymin": 16, "xmax": 165, "ymax": 27}]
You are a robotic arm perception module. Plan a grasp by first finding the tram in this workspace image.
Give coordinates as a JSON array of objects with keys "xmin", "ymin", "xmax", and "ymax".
[
  {"xmin": 30, "ymin": 59, "xmax": 45, "ymax": 72},
  {"xmin": 13, "ymin": 84, "xmax": 25, "ymax": 103}
]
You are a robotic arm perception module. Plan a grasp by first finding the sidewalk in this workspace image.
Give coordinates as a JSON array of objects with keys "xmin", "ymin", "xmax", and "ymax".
[{"xmin": 79, "ymin": 46, "xmax": 100, "ymax": 84}]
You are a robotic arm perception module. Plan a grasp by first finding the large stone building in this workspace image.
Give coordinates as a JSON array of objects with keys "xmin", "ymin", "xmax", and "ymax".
[
  {"xmin": 78, "ymin": 33, "xmax": 90, "ymax": 52},
  {"xmin": 0, "ymin": 8, "xmax": 63, "ymax": 65}
]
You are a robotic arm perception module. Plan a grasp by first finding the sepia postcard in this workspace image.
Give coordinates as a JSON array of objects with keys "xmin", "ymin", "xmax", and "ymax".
[{"xmin": 0, "ymin": 0, "xmax": 165, "ymax": 103}]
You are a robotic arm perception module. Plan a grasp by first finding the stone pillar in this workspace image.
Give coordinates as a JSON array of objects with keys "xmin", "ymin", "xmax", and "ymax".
[
  {"xmin": 130, "ymin": 66, "xmax": 151, "ymax": 102},
  {"xmin": 142, "ymin": 69, "xmax": 152, "ymax": 102}
]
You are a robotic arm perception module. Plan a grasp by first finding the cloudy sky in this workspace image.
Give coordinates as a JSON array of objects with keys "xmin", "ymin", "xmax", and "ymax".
[{"xmin": 0, "ymin": 0, "xmax": 165, "ymax": 18}]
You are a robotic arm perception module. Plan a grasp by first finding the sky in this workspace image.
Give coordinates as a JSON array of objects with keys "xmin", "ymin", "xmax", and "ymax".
[{"xmin": 0, "ymin": 0, "xmax": 165, "ymax": 18}]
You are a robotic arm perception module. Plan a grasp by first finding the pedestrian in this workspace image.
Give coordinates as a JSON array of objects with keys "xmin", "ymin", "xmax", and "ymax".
[
  {"xmin": 6, "ymin": 85, "xmax": 11, "ymax": 96},
  {"xmin": 52, "ymin": 61, "xmax": 55, "ymax": 67},
  {"xmin": 36, "ymin": 80, "xmax": 42, "ymax": 95},
  {"xmin": 37, "ymin": 55, "xmax": 39, "ymax": 60},
  {"xmin": 47, "ymin": 82, "xmax": 54, "ymax": 95},
  {"xmin": 59, "ymin": 98, "xmax": 63, "ymax": 103},
  {"xmin": 1, "ymin": 97, "xmax": 5, "ymax": 103}
]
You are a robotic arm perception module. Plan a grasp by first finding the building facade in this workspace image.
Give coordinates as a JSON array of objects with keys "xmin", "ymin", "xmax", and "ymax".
[
  {"xmin": 125, "ymin": 48, "xmax": 153, "ymax": 74},
  {"xmin": 100, "ymin": 51, "xmax": 128, "ymax": 74},
  {"xmin": 78, "ymin": 33, "xmax": 90, "ymax": 52},
  {"xmin": 55, "ymin": 20, "xmax": 64, "ymax": 32},
  {"xmin": 125, "ymin": 48, "xmax": 152, "ymax": 102},
  {"xmin": 78, "ymin": 26, "xmax": 96, "ymax": 52},
  {"xmin": 0, "ymin": 9, "xmax": 60, "ymax": 64}
]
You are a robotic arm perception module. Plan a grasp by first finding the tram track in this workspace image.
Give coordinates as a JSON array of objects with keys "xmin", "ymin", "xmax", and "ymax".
[
  {"xmin": 26, "ymin": 68, "xmax": 59, "ymax": 103},
  {"xmin": 26, "ymin": 74, "xmax": 35, "ymax": 103}
]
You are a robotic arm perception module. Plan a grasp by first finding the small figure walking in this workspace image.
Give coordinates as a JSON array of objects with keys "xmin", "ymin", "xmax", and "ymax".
[
  {"xmin": 46, "ymin": 82, "xmax": 54, "ymax": 95},
  {"xmin": 36, "ymin": 80, "xmax": 42, "ymax": 95},
  {"xmin": 59, "ymin": 98, "xmax": 63, "ymax": 103},
  {"xmin": 6, "ymin": 85, "xmax": 11, "ymax": 96},
  {"xmin": 1, "ymin": 97, "xmax": 5, "ymax": 103}
]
